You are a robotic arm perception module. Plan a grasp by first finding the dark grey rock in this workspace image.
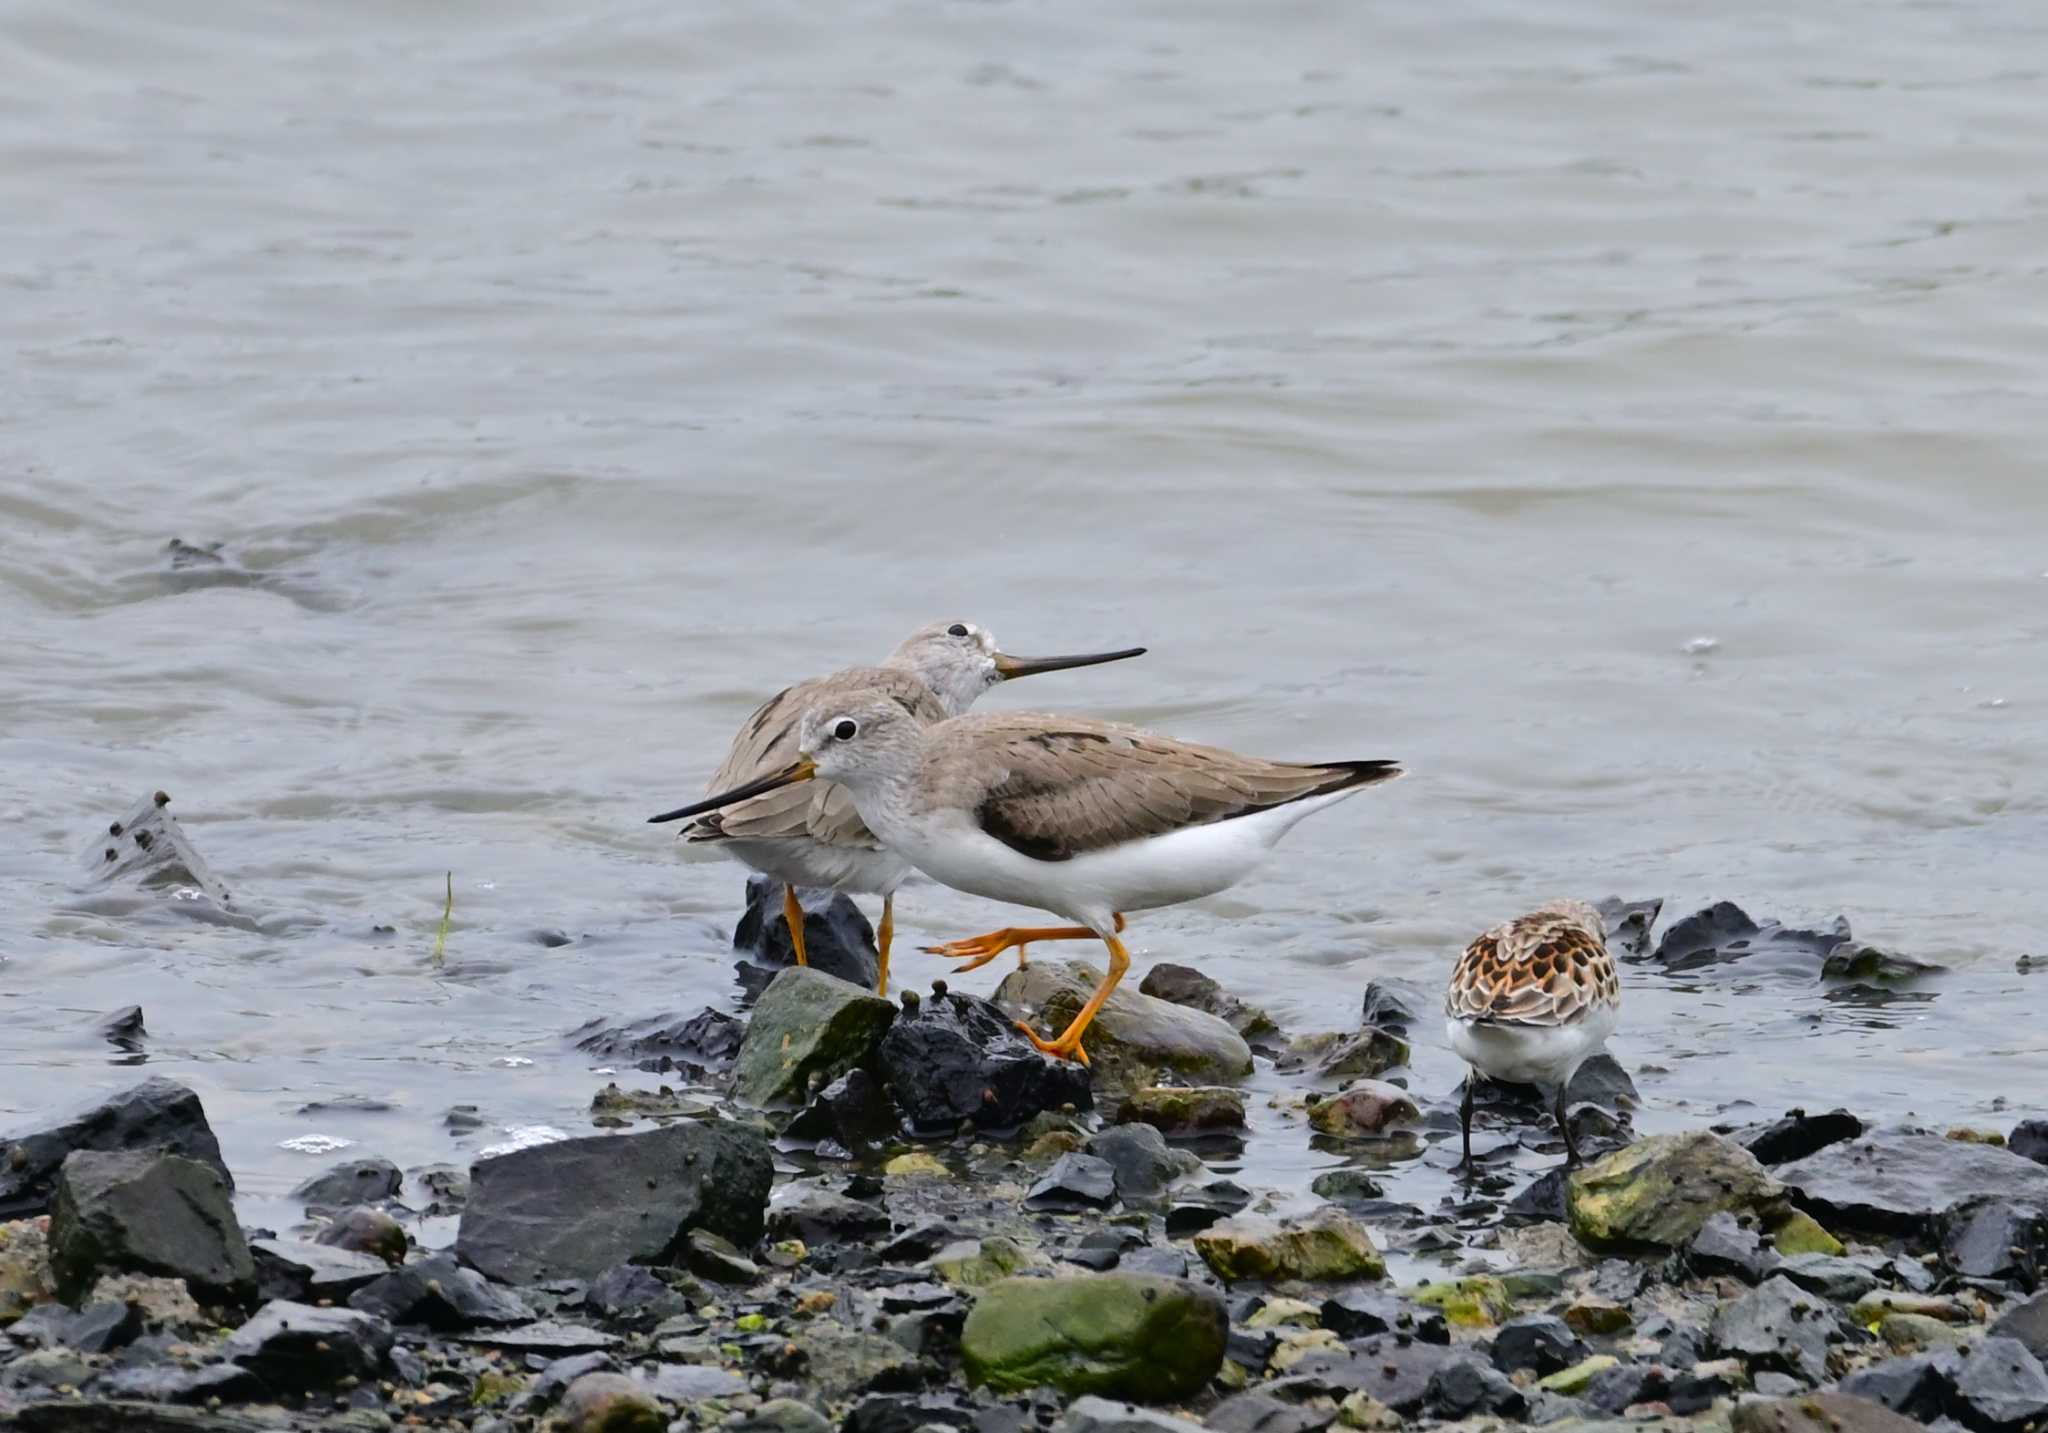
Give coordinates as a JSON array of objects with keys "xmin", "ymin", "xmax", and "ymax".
[
  {"xmin": 1780, "ymin": 1128, "xmax": 2048, "ymax": 1235},
  {"xmin": 1205, "ymin": 1392, "xmax": 1335, "ymax": 1433},
  {"xmin": 313, "ymin": 1205, "xmax": 407, "ymax": 1264},
  {"xmin": 1660, "ymin": 1324, "xmax": 1708, "ymax": 1370},
  {"xmin": 1953, "ymin": 1337, "xmax": 2048, "ymax": 1431},
  {"xmin": 1649, "ymin": 902, "xmax": 1845, "ymax": 975},
  {"xmin": 2012, "ymin": 1121, "xmax": 2048, "ymax": 1168},
  {"xmin": 456, "ymin": 1119, "xmax": 772, "ymax": 1282},
  {"xmin": 1280, "ymin": 1334, "xmax": 1458, "ymax": 1415},
  {"xmin": 0, "ymin": 1078, "xmax": 231, "ymax": 1220},
  {"xmin": 1943, "ymin": 1198, "xmax": 2047, "ymax": 1289},
  {"xmin": 250, "ymin": 1237, "xmax": 390, "ymax": 1302},
  {"xmin": 1753, "ymin": 1372, "xmax": 1808, "ymax": 1399},
  {"xmin": 1777, "ymin": 1252, "xmax": 1880, "ymax": 1302},
  {"xmin": 636, "ymin": 1362, "xmax": 749, "ymax": 1401},
  {"xmin": 842, "ymin": 1390, "xmax": 978, "ymax": 1433},
  {"xmin": 1083, "ymin": 1123, "xmax": 1199, "ymax": 1207},
  {"xmin": 1136, "ymin": 963, "xmax": 1279, "ymax": 1045},
  {"xmin": 95, "ymin": 1006, "xmax": 147, "ymax": 1053},
  {"xmin": 569, "ymin": 1007, "xmax": 745, "ymax": 1072},
  {"xmin": 16, "ymin": 1395, "xmax": 273, "ymax": 1430},
  {"xmin": 290, "ymin": 1156, "xmax": 401, "ymax": 1211},
  {"xmin": 1990, "ymin": 1291, "xmax": 2048, "ymax": 1361},
  {"xmin": 7, "ymin": 1299, "xmax": 142, "ymax": 1353},
  {"xmin": 525, "ymin": 1350, "xmax": 619, "ymax": 1405},
  {"xmin": 1839, "ymin": 1351, "xmax": 1963, "ymax": 1422},
  {"xmin": 1690, "ymin": 1211, "xmax": 1775, "ymax": 1282},
  {"xmin": 1670, "ymin": 1366, "xmax": 1736, "ymax": 1414},
  {"xmin": 1490, "ymin": 1313, "xmax": 1588, "ymax": 1376},
  {"xmin": 735, "ymin": 873, "xmax": 879, "ymax": 989},
  {"xmin": 1359, "ymin": 978, "xmax": 1428, "ymax": 1033},
  {"xmin": 785, "ymin": 1068, "xmax": 899, "ymax": 1158},
  {"xmin": 1025, "ymin": 1153, "xmax": 1116, "ymax": 1210},
  {"xmin": 1709, "ymin": 1276, "xmax": 1839, "ymax": 1384},
  {"xmin": 685, "ymin": 1227, "xmax": 760, "ymax": 1284},
  {"xmin": 222, "ymin": 1299, "xmax": 393, "ymax": 1389},
  {"xmin": 1585, "ymin": 1361, "xmax": 1672, "ymax": 1413},
  {"xmin": 1054, "ymin": 1398, "xmax": 1209, "ymax": 1433},
  {"xmin": 1321, "ymin": 1288, "xmax": 1448, "ymax": 1343},
  {"xmin": 92, "ymin": 1358, "xmax": 265, "ymax": 1407},
  {"xmin": 415, "ymin": 1163, "xmax": 469, "ymax": 1214},
  {"xmin": 461, "ymin": 1320, "xmax": 619, "ymax": 1354},
  {"xmin": 769, "ymin": 1184, "xmax": 891, "ymax": 1243},
  {"xmin": 1427, "ymin": 1355, "xmax": 1529, "ymax": 1419},
  {"xmin": 1745, "ymin": 1108, "xmax": 1866, "ymax": 1166},
  {"xmin": 1595, "ymin": 896, "xmax": 1664, "ymax": 957},
  {"xmin": 347, "ymin": 1251, "xmax": 533, "ymax": 1327},
  {"xmin": 584, "ymin": 1264, "xmax": 687, "ymax": 1325},
  {"xmin": 1505, "ymin": 1166, "xmax": 1570, "ymax": 1224},
  {"xmin": 1120, "ymin": 1246, "xmax": 1190, "ymax": 1279},
  {"xmin": 49, "ymin": 1150, "xmax": 253, "ymax": 1304},
  {"xmin": 876, "ymin": 988, "xmax": 1092, "ymax": 1136}
]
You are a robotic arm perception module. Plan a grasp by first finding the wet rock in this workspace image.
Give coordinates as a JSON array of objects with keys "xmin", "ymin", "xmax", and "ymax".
[
  {"xmin": 346, "ymin": 1250, "xmax": 533, "ymax": 1327},
  {"xmin": 841, "ymin": 1391, "xmax": 978, "ymax": 1433},
  {"xmin": 736, "ymin": 874, "xmax": 880, "ymax": 989},
  {"xmin": 1730, "ymin": 1391, "xmax": 1926, "ymax": 1433},
  {"xmin": 1594, "ymin": 896, "xmax": 1664, "ymax": 956},
  {"xmin": 1492, "ymin": 1313, "xmax": 1589, "ymax": 1375},
  {"xmin": 1989, "ymin": 1291, "xmax": 2048, "ymax": 1360},
  {"xmin": 1425, "ymin": 1355, "xmax": 1529, "ymax": 1419},
  {"xmin": 876, "ymin": 988, "xmax": 1091, "ymax": 1135},
  {"xmin": 1778, "ymin": 1127, "xmax": 2048, "ymax": 1235},
  {"xmin": 1321, "ymin": 1288, "xmax": 1448, "ymax": 1343},
  {"xmin": 684, "ymin": 1227, "xmax": 759, "ymax": 1284},
  {"xmin": 1953, "ymin": 1337, "xmax": 2048, "ymax": 1431},
  {"xmin": 1708, "ymin": 1275, "xmax": 1840, "ymax": 1384},
  {"xmin": 250, "ymin": 1236, "xmax": 389, "ymax": 1302},
  {"xmin": 1689, "ymin": 1211, "xmax": 1776, "ymax": 1282},
  {"xmin": 1280, "ymin": 1333, "xmax": 1457, "ymax": 1415},
  {"xmin": 222, "ymin": 1299, "xmax": 393, "ymax": 1389},
  {"xmin": 785, "ymin": 1068, "xmax": 899, "ymax": 1157},
  {"xmin": 314, "ymin": 1205, "xmax": 408, "ymax": 1264},
  {"xmin": 733, "ymin": 966, "xmax": 896, "ymax": 1108},
  {"xmin": 1163, "ymin": 1177, "xmax": 1252, "ymax": 1238},
  {"xmin": 1084, "ymin": 1123, "xmax": 1200, "ymax": 1206},
  {"xmin": 1840, "ymin": 1350, "xmax": 1964, "ymax": 1420},
  {"xmin": 8, "ymin": 1297, "xmax": 142, "ymax": 1352},
  {"xmin": 1823, "ymin": 944, "xmax": 1945, "ymax": 983},
  {"xmin": 1284, "ymin": 1028, "xmax": 1412, "ymax": 1082},
  {"xmin": 1583, "ymin": 1360, "xmax": 1672, "ymax": 1413},
  {"xmin": 0, "ymin": 1078, "xmax": 231, "ymax": 1220},
  {"xmin": 291, "ymin": 1156, "xmax": 402, "ymax": 1212},
  {"xmin": 1648, "ymin": 902, "xmax": 1846, "ymax": 974},
  {"xmin": 583, "ymin": 1264, "xmax": 687, "ymax": 1325},
  {"xmin": 2012, "ymin": 1121, "xmax": 2048, "ymax": 1167},
  {"xmin": 960, "ymin": 1272, "xmax": 1227, "ymax": 1399},
  {"xmin": 95, "ymin": 1006, "xmax": 147, "ymax": 1053},
  {"xmin": 1026, "ymin": 1153, "xmax": 1117, "ymax": 1210},
  {"xmin": 1568, "ymin": 1132, "xmax": 1784, "ymax": 1250},
  {"xmin": 1777, "ymin": 1252, "xmax": 1879, "ymax": 1302},
  {"xmin": 1308, "ymin": 1169, "xmax": 1387, "ymax": 1207},
  {"xmin": 994, "ymin": 958, "xmax": 1253, "ymax": 1095},
  {"xmin": 570, "ymin": 1006, "xmax": 747, "ymax": 1072},
  {"xmin": 1116, "ymin": 1085, "xmax": 1246, "ymax": 1135},
  {"xmin": 1138, "ymin": 962, "xmax": 1280, "ymax": 1045},
  {"xmin": 1414, "ymin": 1275, "xmax": 1514, "ymax": 1329},
  {"xmin": 1943, "ymin": 1198, "xmax": 2047, "ymax": 1288},
  {"xmin": 556, "ymin": 1370, "xmax": 666, "ymax": 1433},
  {"xmin": 1055, "ymin": 1397, "xmax": 1210, "ymax": 1433},
  {"xmin": 1194, "ymin": 1208, "xmax": 1386, "ymax": 1283},
  {"xmin": 1205, "ymin": 1391, "xmax": 1333, "ymax": 1433},
  {"xmin": 49, "ymin": 1150, "xmax": 253, "ymax": 1304},
  {"xmin": 1744, "ymin": 1108, "xmax": 1867, "ymax": 1166},
  {"xmin": 769, "ymin": 1183, "xmax": 890, "ymax": 1244},
  {"xmin": 415, "ymin": 1162, "xmax": 469, "ymax": 1214},
  {"xmin": 1359, "ymin": 978, "xmax": 1428, "ymax": 1032},
  {"xmin": 1307, "ymin": 1082, "xmax": 1420, "ymax": 1137},
  {"xmin": 456, "ymin": 1119, "xmax": 772, "ymax": 1282}
]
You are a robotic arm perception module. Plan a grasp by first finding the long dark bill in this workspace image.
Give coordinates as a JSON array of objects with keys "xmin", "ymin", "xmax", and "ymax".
[
  {"xmin": 646, "ymin": 757, "xmax": 816, "ymax": 824},
  {"xmin": 992, "ymin": 646, "xmax": 1146, "ymax": 680}
]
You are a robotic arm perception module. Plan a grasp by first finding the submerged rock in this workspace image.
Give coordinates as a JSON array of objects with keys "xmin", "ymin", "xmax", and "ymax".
[
  {"xmin": 732, "ymin": 966, "xmax": 896, "ymax": 1108},
  {"xmin": 1116, "ymin": 1085, "xmax": 1247, "ymax": 1135},
  {"xmin": 49, "ymin": 1150, "xmax": 253, "ymax": 1304},
  {"xmin": 959, "ymin": 1272, "xmax": 1227, "ymax": 1399},
  {"xmin": 1194, "ymin": 1208, "xmax": 1386, "ymax": 1283},
  {"xmin": 994, "ymin": 959, "xmax": 1253, "ymax": 1095},
  {"xmin": 735, "ymin": 874, "xmax": 880, "ymax": 990},
  {"xmin": 1743, "ymin": 1108, "xmax": 1867, "ymax": 1166},
  {"xmin": 456, "ymin": 1120, "xmax": 771, "ymax": 1282},
  {"xmin": 0, "ymin": 1077, "xmax": 231, "ymax": 1220},
  {"xmin": 1567, "ymin": 1132, "xmax": 1784, "ymax": 1249},
  {"xmin": 1307, "ymin": 1081, "xmax": 1420, "ymax": 1136},
  {"xmin": 1647, "ymin": 902, "xmax": 1848, "ymax": 975},
  {"xmin": 223, "ymin": 1299, "xmax": 393, "ymax": 1390},
  {"xmin": 2012, "ymin": 1120, "xmax": 2048, "ymax": 1167},
  {"xmin": 1777, "ymin": 1126, "xmax": 2048, "ymax": 1235},
  {"xmin": 314, "ymin": 1205, "xmax": 408, "ymax": 1265},
  {"xmin": 1277, "ymin": 1028, "xmax": 1411, "ymax": 1082},
  {"xmin": 569, "ymin": 1007, "xmax": 745, "ymax": 1071},
  {"xmin": 876, "ymin": 987, "xmax": 1091, "ymax": 1134},
  {"xmin": 290, "ymin": 1156, "xmax": 401, "ymax": 1212}
]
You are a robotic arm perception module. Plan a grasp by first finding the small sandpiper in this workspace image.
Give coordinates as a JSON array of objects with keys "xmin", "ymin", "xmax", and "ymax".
[
  {"xmin": 1444, "ymin": 899, "xmax": 1620, "ymax": 1169},
  {"xmin": 651, "ymin": 696, "xmax": 1401, "ymax": 1063},
  {"xmin": 652, "ymin": 622, "xmax": 1143, "ymax": 996}
]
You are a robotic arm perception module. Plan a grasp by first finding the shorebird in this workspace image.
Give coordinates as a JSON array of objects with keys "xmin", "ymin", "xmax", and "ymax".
[
  {"xmin": 650, "ymin": 698, "xmax": 1401, "ymax": 1063},
  {"xmin": 654, "ymin": 622, "xmax": 1143, "ymax": 996},
  {"xmin": 1444, "ymin": 900, "xmax": 1620, "ymax": 1169}
]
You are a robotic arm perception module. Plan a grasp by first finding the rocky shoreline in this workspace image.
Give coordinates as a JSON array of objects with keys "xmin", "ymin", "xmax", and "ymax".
[{"xmin": 4, "ymin": 882, "xmax": 2044, "ymax": 1433}]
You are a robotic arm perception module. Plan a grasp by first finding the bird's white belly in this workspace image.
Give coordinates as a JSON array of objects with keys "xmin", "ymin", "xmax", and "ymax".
[
  {"xmin": 711, "ymin": 837, "xmax": 910, "ymax": 897},
  {"xmin": 1446, "ymin": 1006, "xmax": 1616, "ymax": 1088}
]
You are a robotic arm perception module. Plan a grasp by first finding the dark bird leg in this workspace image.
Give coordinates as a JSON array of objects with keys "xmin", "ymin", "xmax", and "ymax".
[
  {"xmin": 1555, "ymin": 1084, "xmax": 1581, "ymax": 1168},
  {"xmin": 1459, "ymin": 1072, "xmax": 1476, "ymax": 1173}
]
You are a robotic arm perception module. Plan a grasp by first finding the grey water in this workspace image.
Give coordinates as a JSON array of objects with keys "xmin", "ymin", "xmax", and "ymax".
[{"xmin": 3, "ymin": 0, "xmax": 2045, "ymax": 1239}]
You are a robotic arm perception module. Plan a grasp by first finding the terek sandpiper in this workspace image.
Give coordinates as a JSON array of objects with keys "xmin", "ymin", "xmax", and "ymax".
[
  {"xmin": 649, "ymin": 622, "xmax": 1143, "ymax": 996},
  {"xmin": 650, "ymin": 698, "xmax": 1401, "ymax": 1063},
  {"xmin": 1445, "ymin": 899, "xmax": 1620, "ymax": 1169}
]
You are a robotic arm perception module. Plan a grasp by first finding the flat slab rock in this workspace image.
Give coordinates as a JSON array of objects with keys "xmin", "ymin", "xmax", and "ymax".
[{"xmin": 1777, "ymin": 1127, "xmax": 2048, "ymax": 1233}]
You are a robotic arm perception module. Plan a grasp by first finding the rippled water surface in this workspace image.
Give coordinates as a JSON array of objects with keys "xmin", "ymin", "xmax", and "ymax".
[{"xmin": 3, "ymin": 0, "xmax": 2045, "ymax": 1233}]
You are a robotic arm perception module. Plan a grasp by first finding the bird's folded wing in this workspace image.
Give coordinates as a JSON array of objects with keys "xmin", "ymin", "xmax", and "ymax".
[{"xmin": 1445, "ymin": 920, "xmax": 1616, "ymax": 1026}]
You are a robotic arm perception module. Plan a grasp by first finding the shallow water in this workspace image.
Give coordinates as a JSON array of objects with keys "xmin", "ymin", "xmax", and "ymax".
[{"xmin": 2, "ymin": 0, "xmax": 2044, "ymax": 1240}]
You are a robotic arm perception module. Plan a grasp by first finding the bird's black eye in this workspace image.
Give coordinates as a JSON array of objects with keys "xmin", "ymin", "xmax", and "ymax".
[
  {"xmin": 833, "ymin": 719, "xmax": 858, "ymax": 741},
  {"xmin": 947, "ymin": 623, "xmax": 969, "ymax": 638}
]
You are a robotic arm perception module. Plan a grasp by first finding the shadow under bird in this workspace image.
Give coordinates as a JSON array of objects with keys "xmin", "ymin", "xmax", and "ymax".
[
  {"xmin": 1445, "ymin": 899, "xmax": 1621, "ymax": 1169},
  {"xmin": 651, "ymin": 694, "xmax": 1402, "ymax": 1063},
  {"xmin": 649, "ymin": 621, "xmax": 1144, "ymax": 996}
]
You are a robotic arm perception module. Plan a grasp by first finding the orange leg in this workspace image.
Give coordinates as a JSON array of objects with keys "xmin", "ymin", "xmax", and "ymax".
[
  {"xmin": 925, "ymin": 913, "xmax": 1124, "ymax": 974},
  {"xmin": 875, "ymin": 893, "xmax": 894, "ymax": 998},
  {"xmin": 1015, "ymin": 930, "xmax": 1131, "ymax": 1067},
  {"xmin": 782, "ymin": 884, "xmax": 809, "ymax": 968}
]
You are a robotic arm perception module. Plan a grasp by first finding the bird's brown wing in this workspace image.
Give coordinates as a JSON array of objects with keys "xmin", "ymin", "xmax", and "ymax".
[
  {"xmin": 1445, "ymin": 917, "xmax": 1619, "ymax": 1026},
  {"xmin": 930, "ymin": 712, "xmax": 1399, "ymax": 862},
  {"xmin": 684, "ymin": 667, "xmax": 942, "ymax": 850}
]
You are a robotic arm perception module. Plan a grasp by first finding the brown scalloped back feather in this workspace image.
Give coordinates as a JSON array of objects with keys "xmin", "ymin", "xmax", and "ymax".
[{"xmin": 1445, "ymin": 904, "xmax": 1620, "ymax": 1028}]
